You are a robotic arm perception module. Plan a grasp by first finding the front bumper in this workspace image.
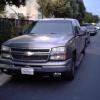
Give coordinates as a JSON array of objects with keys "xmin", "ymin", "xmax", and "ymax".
[{"xmin": 0, "ymin": 58, "xmax": 72, "ymax": 75}]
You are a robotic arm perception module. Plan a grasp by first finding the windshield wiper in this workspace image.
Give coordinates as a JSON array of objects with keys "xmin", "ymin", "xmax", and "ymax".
[{"xmin": 49, "ymin": 33, "xmax": 57, "ymax": 34}]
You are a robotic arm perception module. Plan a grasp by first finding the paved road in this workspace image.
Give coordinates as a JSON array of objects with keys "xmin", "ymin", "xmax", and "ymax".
[{"xmin": 0, "ymin": 31, "xmax": 100, "ymax": 100}]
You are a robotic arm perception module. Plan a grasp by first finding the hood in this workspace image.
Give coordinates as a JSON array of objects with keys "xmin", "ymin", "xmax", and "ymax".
[
  {"xmin": 87, "ymin": 28, "xmax": 96, "ymax": 31},
  {"xmin": 3, "ymin": 35, "xmax": 72, "ymax": 49}
]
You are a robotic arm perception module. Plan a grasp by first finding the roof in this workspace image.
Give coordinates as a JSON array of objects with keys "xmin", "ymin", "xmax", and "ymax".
[
  {"xmin": 32, "ymin": 18, "xmax": 80, "ymax": 27},
  {"xmin": 34, "ymin": 18, "xmax": 77, "ymax": 21}
]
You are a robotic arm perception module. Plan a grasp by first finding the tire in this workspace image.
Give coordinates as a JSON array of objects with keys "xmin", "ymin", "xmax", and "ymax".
[
  {"xmin": 87, "ymin": 38, "xmax": 90, "ymax": 44},
  {"xmin": 62, "ymin": 56, "xmax": 76, "ymax": 81},
  {"xmin": 82, "ymin": 48, "xmax": 85, "ymax": 55},
  {"xmin": 85, "ymin": 39, "xmax": 88, "ymax": 47},
  {"xmin": 82, "ymin": 41, "xmax": 86, "ymax": 55}
]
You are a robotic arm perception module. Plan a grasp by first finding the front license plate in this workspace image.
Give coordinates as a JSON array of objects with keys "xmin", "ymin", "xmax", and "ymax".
[{"xmin": 21, "ymin": 68, "xmax": 34, "ymax": 75}]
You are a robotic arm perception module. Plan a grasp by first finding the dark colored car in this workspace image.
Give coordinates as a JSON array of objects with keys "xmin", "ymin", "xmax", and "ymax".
[
  {"xmin": 95, "ymin": 23, "xmax": 100, "ymax": 30},
  {"xmin": 0, "ymin": 18, "xmax": 86, "ymax": 80},
  {"xmin": 82, "ymin": 23, "xmax": 97, "ymax": 36},
  {"xmin": 81, "ymin": 26, "xmax": 90, "ymax": 46}
]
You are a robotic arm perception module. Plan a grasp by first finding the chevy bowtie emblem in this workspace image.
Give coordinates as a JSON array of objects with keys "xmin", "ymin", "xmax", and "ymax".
[{"xmin": 25, "ymin": 51, "xmax": 34, "ymax": 56}]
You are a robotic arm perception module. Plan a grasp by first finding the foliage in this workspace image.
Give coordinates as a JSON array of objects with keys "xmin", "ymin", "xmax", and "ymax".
[
  {"xmin": 38, "ymin": 0, "xmax": 73, "ymax": 18},
  {"xmin": 0, "ymin": 0, "xmax": 26, "ymax": 19},
  {"xmin": 92, "ymin": 15, "xmax": 99, "ymax": 23},
  {"xmin": 0, "ymin": 18, "xmax": 30, "ymax": 47},
  {"xmin": 38, "ymin": 0, "xmax": 100, "ymax": 24},
  {"xmin": 83, "ymin": 12, "xmax": 93, "ymax": 23},
  {"xmin": 52, "ymin": 0, "xmax": 73, "ymax": 18},
  {"xmin": 0, "ymin": 0, "xmax": 26, "ymax": 8},
  {"xmin": 0, "ymin": 2, "xmax": 5, "ymax": 14},
  {"xmin": 83, "ymin": 12, "xmax": 99, "ymax": 23},
  {"xmin": 38, "ymin": 0, "xmax": 86, "ymax": 23},
  {"xmin": 76, "ymin": 0, "xmax": 86, "ymax": 23},
  {"xmin": 37, "ymin": 0, "xmax": 53, "ymax": 17},
  {"xmin": 0, "ymin": 19, "xmax": 13, "ymax": 46}
]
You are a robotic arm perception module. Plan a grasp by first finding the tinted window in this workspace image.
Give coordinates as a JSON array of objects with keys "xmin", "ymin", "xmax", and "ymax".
[{"xmin": 28, "ymin": 20, "xmax": 73, "ymax": 36}]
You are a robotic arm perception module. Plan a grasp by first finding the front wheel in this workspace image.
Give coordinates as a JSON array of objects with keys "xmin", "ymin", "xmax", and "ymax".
[
  {"xmin": 81, "ymin": 41, "xmax": 86, "ymax": 55},
  {"xmin": 62, "ymin": 60, "xmax": 75, "ymax": 81}
]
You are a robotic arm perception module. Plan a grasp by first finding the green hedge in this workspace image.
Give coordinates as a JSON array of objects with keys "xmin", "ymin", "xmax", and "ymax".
[
  {"xmin": 0, "ymin": 19, "xmax": 13, "ymax": 48},
  {"xmin": 0, "ymin": 19, "xmax": 31, "ymax": 48}
]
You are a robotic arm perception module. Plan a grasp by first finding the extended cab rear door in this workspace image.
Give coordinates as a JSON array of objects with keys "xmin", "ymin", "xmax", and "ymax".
[{"xmin": 74, "ymin": 26, "xmax": 85, "ymax": 58}]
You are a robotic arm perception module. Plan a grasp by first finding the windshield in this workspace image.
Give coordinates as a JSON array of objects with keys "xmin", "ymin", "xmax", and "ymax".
[
  {"xmin": 28, "ymin": 20, "xmax": 73, "ymax": 36},
  {"xmin": 87, "ymin": 25, "xmax": 95, "ymax": 29}
]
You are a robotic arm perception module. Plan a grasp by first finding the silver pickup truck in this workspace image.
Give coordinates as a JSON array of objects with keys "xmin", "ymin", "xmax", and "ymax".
[{"xmin": 0, "ymin": 18, "xmax": 86, "ymax": 80}]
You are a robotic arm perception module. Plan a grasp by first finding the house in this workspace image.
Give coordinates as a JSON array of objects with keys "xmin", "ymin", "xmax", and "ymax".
[{"xmin": 5, "ymin": 0, "xmax": 38, "ymax": 20}]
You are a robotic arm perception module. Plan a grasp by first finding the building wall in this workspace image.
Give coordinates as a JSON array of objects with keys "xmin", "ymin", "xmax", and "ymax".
[{"xmin": 5, "ymin": 0, "xmax": 38, "ymax": 20}]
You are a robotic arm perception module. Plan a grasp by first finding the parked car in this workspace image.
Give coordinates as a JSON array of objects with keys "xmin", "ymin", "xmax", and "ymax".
[
  {"xmin": 0, "ymin": 18, "xmax": 86, "ymax": 80},
  {"xmin": 82, "ymin": 23, "xmax": 97, "ymax": 36},
  {"xmin": 95, "ymin": 23, "xmax": 100, "ymax": 30},
  {"xmin": 81, "ymin": 26, "xmax": 90, "ymax": 46}
]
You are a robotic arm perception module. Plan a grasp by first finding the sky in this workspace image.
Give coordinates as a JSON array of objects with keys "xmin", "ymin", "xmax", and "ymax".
[{"xmin": 84, "ymin": 0, "xmax": 100, "ymax": 16}]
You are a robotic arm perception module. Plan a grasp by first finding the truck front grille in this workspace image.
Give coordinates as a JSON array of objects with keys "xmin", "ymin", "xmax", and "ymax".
[{"xmin": 11, "ymin": 48, "xmax": 50, "ymax": 62}]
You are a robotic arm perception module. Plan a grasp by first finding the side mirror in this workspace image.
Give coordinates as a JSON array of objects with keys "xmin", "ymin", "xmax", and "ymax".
[{"xmin": 75, "ymin": 26, "xmax": 79, "ymax": 34}]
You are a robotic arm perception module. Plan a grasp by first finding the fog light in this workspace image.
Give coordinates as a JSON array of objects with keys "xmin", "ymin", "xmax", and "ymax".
[
  {"xmin": 2, "ymin": 54, "xmax": 11, "ymax": 58},
  {"xmin": 50, "ymin": 54, "xmax": 66, "ymax": 60},
  {"xmin": 3, "ymin": 69, "xmax": 8, "ymax": 72}
]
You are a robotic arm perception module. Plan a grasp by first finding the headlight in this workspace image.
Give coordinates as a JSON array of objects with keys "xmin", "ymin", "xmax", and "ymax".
[
  {"xmin": 2, "ymin": 53, "xmax": 11, "ymax": 58},
  {"xmin": 1, "ymin": 45, "xmax": 11, "ymax": 51},
  {"xmin": 51, "ymin": 47, "xmax": 66, "ymax": 54},
  {"xmin": 50, "ymin": 47, "xmax": 67, "ymax": 60}
]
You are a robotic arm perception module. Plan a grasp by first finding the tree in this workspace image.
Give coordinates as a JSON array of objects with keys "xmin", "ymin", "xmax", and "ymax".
[
  {"xmin": 93, "ymin": 15, "xmax": 99, "ymax": 23},
  {"xmin": 0, "ymin": 2, "xmax": 5, "ymax": 14},
  {"xmin": 38, "ymin": 0, "xmax": 86, "ymax": 20},
  {"xmin": 83, "ymin": 12, "xmax": 93, "ymax": 23},
  {"xmin": 70, "ymin": 0, "xmax": 78, "ymax": 18},
  {"xmin": 1, "ymin": 0, "xmax": 26, "ymax": 8},
  {"xmin": 38, "ymin": 0, "xmax": 75, "ymax": 18},
  {"xmin": 83, "ymin": 12, "xmax": 99, "ymax": 23},
  {"xmin": 37, "ymin": 0, "xmax": 53, "ymax": 18},
  {"xmin": 0, "ymin": 0, "xmax": 26, "ymax": 18},
  {"xmin": 52, "ymin": 0, "xmax": 73, "ymax": 18},
  {"xmin": 76, "ymin": 0, "xmax": 86, "ymax": 23}
]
